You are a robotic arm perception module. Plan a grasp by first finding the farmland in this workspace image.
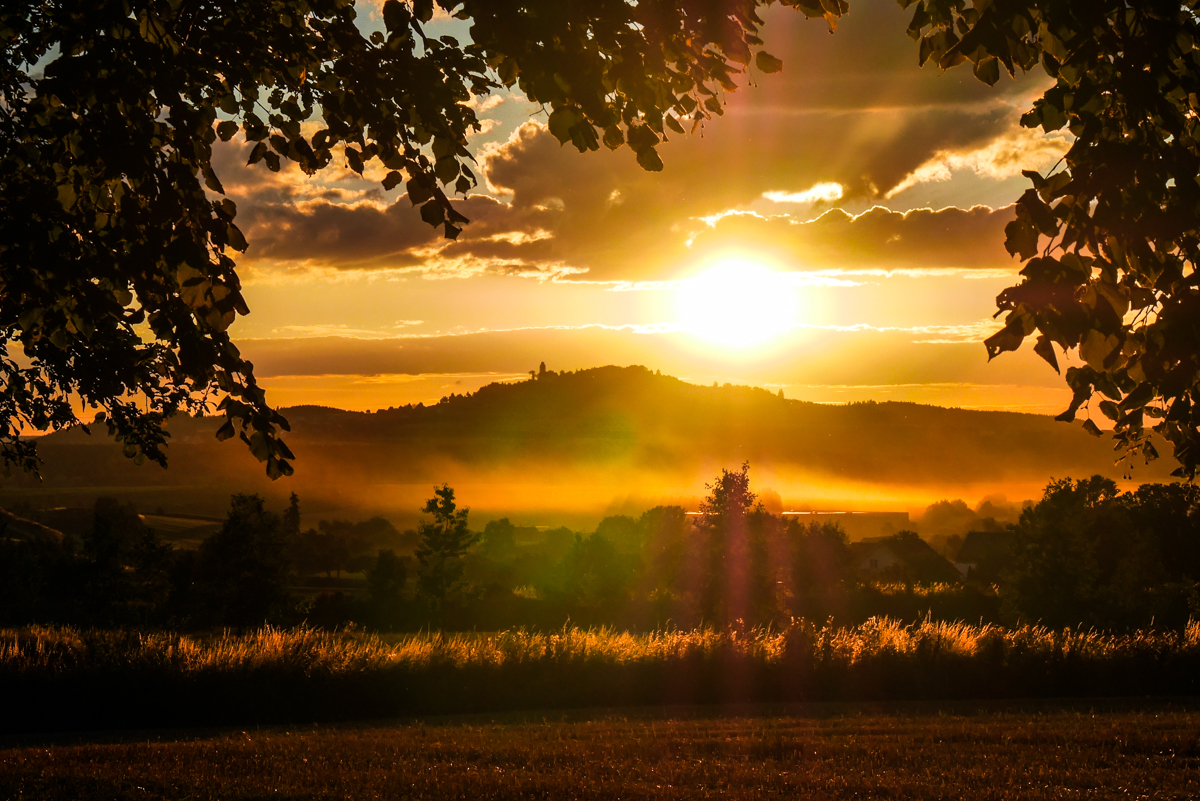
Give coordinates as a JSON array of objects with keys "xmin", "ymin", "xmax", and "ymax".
[{"xmin": 3, "ymin": 703, "xmax": 1199, "ymax": 799}]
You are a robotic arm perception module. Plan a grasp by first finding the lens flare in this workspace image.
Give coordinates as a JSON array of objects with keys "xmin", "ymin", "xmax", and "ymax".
[{"xmin": 677, "ymin": 259, "xmax": 800, "ymax": 347}]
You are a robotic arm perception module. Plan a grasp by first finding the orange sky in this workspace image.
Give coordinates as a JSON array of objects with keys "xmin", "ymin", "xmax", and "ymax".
[{"xmin": 213, "ymin": 0, "xmax": 1073, "ymax": 415}]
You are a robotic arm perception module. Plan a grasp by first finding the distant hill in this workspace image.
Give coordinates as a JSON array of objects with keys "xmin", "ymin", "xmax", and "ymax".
[{"xmin": 1, "ymin": 365, "xmax": 1173, "ymax": 527}]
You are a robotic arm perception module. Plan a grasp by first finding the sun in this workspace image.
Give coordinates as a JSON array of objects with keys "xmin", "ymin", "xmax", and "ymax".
[{"xmin": 677, "ymin": 259, "xmax": 800, "ymax": 347}]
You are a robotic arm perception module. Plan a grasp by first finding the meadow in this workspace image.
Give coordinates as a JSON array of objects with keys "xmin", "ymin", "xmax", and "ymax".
[
  {"xmin": 3, "ymin": 703, "xmax": 1200, "ymax": 799},
  {"xmin": 7, "ymin": 618, "xmax": 1200, "ymax": 734}
]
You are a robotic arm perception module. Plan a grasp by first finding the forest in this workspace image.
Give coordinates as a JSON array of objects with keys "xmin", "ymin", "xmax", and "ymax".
[{"xmin": 4, "ymin": 465, "xmax": 1200, "ymax": 635}]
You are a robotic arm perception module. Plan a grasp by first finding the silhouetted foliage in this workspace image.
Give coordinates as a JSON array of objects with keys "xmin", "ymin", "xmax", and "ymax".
[
  {"xmin": 561, "ymin": 532, "xmax": 634, "ymax": 620},
  {"xmin": 10, "ymin": 470, "xmax": 1200, "ymax": 634},
  {"xmin": 1003, "ymin": 475, "xmax": 1200, "ymax": 629},
  {"xmin": 477, "ymin": 517, "xmax": 518, "ymax": 563},
  {"xmin": 190, "ymin": 494, "xmax": 294, "ymax": 628},
  {"xmin": 787, "ymin": 519, "xmax": 856, "ymax": 620},
  {"xmin": 74, "ymin": 498, "xmax": 172, "ymax": 626},
  {"xmin": 0, "ymin": 0, "xmax": 812, "ymax": 476},
  {"xmin": 694, "ymin": 462, "xmax": 761, "ymax": 624},
  {"xmin": 415, "ymin": 484, "xmax": 478, "ymax": 612},
  {"xmin": 0, "ymin": 533, "xmax": 72, "ymax": 626},
  {"xmin": 898, "ymin": 2, "xmax": 1200, "ymax": 476},
  {"xmin": 366, "ymin": 549, "xmax": 407, "ymax": 628}
]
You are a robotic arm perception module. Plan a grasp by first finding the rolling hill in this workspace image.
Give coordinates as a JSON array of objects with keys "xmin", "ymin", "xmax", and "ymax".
[{"xmin": 1, "ymin": 365, "xmax": 1172, "ymax": 528}]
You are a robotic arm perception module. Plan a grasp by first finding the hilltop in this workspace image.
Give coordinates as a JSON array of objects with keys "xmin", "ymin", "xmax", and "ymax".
[{"xmin": 2, "ymin": 366, "xmax": 1171, "ymax": 524}]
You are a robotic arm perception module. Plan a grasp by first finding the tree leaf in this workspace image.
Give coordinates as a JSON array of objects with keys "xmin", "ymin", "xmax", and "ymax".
[
  {"xmin": 382, "ymin": 170, "xmax": 403, "ymax": 191},
  {"xmin": 216, "ymin": 120, "xmax": 239, "ymax": 141},
  {"xmin": 636, "ymin": 147, "xmax": 664, "ymax": 172},
  {"xmin": 755, "ymin": 52, "xmax": 784, "ymax": 73},
  {"xmin": 420, "ymin": 199, "xmax": 445, "ymax": 226},
  {"xmin": 1004, "ymin": 219, "xmax": 1039, "ymax": 260},
  {"xmin": 1033, "ymin": 335, "xmax": 1059, "ymax": 373},
  {"xmin": 407, "ymin": 177, "xmax": 434, "ymax": 205},
  {"xmin": 548, "ymin": 106, "xmax": 582, "ymax": 145},
  {"xmin": 973, "ymin": 56, "xmax": 1000, "ymax": 86}
]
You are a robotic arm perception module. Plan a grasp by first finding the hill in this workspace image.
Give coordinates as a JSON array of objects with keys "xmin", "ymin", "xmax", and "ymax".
[{"xmin": 0, "ymin": 366, "xmax": 1172, "ymax": 527}]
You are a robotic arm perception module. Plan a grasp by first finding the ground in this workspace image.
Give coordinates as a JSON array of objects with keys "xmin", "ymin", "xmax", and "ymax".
[{"xmin": 2, "ymin": 701, "xmax": 1199, "ymax": 799}]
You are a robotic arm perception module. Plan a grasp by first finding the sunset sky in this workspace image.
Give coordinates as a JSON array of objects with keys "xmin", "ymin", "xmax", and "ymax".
[{"xmin": 221, "ymin": 0, "xmax": 1075, "ymax": 414}]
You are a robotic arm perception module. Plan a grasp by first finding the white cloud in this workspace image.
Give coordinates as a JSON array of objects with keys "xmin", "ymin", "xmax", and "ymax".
[
  {"xmin": 763, "ymin": 182, "xmax": 845, "ymax": 204},
  {"xmin": 887, "ymin": 127, "xmax": 1070, "ymax": 199}
]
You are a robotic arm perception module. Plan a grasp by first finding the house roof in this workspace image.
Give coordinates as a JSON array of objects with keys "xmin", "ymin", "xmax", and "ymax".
[
  {"xmin": 956, "ymin": 529, "xmax": 1014, "ymax": 564},
  {"xmin": 854, "ymin": 532, "xmax": 960, "ymax": 582}
]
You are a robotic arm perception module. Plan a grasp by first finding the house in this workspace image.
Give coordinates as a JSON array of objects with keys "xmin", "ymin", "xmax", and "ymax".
[
  {"xmin": 853, "ymin": 539, "xmax": 904, "ymax": 573},
  {"xmin": 953, "ymin": 529, "xmax": 1015, "ymax": 581},
  {"xmin": 851, "ymin": 530, "xmax": 961, "ymax": 583}
]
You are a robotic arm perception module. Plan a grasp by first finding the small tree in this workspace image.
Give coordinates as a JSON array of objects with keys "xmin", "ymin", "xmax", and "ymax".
[
  {"xmin": 194, "ymin": 494, "xmax": 293, "ymax": 628},
  {"xmin": 563, "ymin": 533, "xmax": 631, "ymax": 617},
  {"xmin": 694, "ymin": 463, "xmax": 767, "ymax": 626},
  {"xmin": 366, "ymin": 549, "xmax": 407, "ymax": 629},
  {"xmin": 80, "ymin": 497, "xmax": 172, "ymax": 626},
  {"xmin": 415, "ymin": 485, "xmax": 478, "ymax": 612},
  {"xmin": 282, "ymin": 493, "xmax": 301, "ymax": 540}
]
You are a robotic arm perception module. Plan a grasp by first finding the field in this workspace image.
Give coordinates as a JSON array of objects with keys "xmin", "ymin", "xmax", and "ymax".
[
  {"xmin": 7, "ymin": 620, "xmax": 1200, "ymax": 735},
  {"xmin": 3, "ymin": 703, "xmax": 1200, "ymax": 799},
  {"xmin": 137, "ymin": 513, "xmax": 222, "ymax": 549}
]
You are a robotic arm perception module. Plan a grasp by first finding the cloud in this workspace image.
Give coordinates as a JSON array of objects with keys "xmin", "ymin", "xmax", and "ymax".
[
  {"xmin": 887, "ymin": 127, "xmax": 1071, "ymax": 199},
  {"xmin": 214, "ymin": 120, "xmax": 1021, "ymax": 282},
  {"xmin": 764, "ymin": 183, "xmax": 846, "ymax": 204},
  {"xmin": 235, "ymin": 322, "xmax": 1067, "ymax": 394},
  {"xmin": 685, "ymin": 204, "xmax": 1016, "ymax": 272},
  {"xmin": 208, "ymin": 0, "xmax": 1052, "ymax": 283}
]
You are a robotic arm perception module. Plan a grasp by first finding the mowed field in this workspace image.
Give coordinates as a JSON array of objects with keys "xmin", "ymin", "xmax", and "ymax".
[{"xmin": 4, "ymin": 703, "xmax": 1200, "ymax": 800}]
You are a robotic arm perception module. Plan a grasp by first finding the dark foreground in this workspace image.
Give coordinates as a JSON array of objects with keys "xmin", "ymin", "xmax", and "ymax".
[{"xmin": 3, "ymin": 702, "xmax": 1200, "ymax": 800}]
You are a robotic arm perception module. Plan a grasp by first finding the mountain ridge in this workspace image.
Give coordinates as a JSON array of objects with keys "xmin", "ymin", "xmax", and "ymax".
[{"xmin": 4, "ymin": 365, "xmax": 1171, "ymax": 523}]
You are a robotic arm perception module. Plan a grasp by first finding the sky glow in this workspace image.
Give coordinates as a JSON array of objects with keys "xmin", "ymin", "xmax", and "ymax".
[{"xmin": 218, "ymin": 0, "xmax": 1071, "ymax": 414}]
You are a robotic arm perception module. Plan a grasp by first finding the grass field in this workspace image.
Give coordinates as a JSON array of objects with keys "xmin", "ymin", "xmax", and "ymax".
[
  {"xmin": 138, "ymin": 513, "xmax": 222, "ymax": 548},
  {"xmin": 7, "ymin": 619, "xmax": 1200, "ymax": 734},
  {"xmin": 3, "ymin": 703, "xmax": 1200, "ymax": 799}
]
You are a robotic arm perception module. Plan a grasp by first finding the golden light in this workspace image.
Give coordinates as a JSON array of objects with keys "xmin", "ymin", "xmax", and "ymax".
[{"xmin": 677, "ymin": 259, "xmax": 800, "ymax": 347}]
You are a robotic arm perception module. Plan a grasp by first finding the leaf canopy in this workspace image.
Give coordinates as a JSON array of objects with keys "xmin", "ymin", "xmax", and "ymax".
[
  {"xmin": 11, "ymin": 0, "xmax": 1198, "ymax": 483},
  {"xmin": 901, "ymin": 0, "xmax": 1200, "ymax": 476},
  {"xmin": 0, "ymin": 0, "xmax": 835, "ymax": 476}
]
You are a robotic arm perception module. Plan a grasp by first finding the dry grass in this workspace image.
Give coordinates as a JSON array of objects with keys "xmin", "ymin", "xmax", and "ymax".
[
  {"xmin": 5, "ymin": 618, "xmax": 1199, "ymax": 674},
  {"xmin": 5, "ymin": 619, "xmax": 1200, "ymax": 733},
  {"xmin": 3, "ymin": 704, "xmax": 1200, "ymax": 799}
]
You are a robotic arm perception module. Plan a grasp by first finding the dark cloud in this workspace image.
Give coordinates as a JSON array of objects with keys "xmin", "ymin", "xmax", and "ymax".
[
  {"xmin": 207, "ymin": 0, "xmax": 1048, "ymax": 280},
  {"xmin": 687, "ymin": 205, "xmax": 1017, "ymax": 272},
  {"xmin": 244, "ymin": 200, "xmax": 438, "ymax": 265}
]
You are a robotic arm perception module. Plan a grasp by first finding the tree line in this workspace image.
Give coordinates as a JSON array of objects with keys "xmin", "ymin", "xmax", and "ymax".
[{"xmin": 4, "ymin": 465, "xmax": 1200, "ymax": 632}]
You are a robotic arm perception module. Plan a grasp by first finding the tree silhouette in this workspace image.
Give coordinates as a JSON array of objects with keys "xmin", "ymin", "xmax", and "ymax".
[
  {"xmin": 694, "ymin": 462, "xmax": 759, "ymax": 625},
  {"xmin": 415, "ymin": 484, "xmax": 478, "ymax": 611},
  {"xmin": 193, "ymin": 494, "xmax": 292, "ymax": 627},
  {"xmin": 366, "ymin": 548, "xmax": 407, "ymax": 627},
  {"xmin": 11, "ymin": 0, "xmax": 1198, "ymax": 479},
  {"xmin": 0, "ymin": 0, "xmax": 813, "ymax": 476},
  {"xmin": 908, "ymin": 2, "xmax": 1200, "ymax": 476}
]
